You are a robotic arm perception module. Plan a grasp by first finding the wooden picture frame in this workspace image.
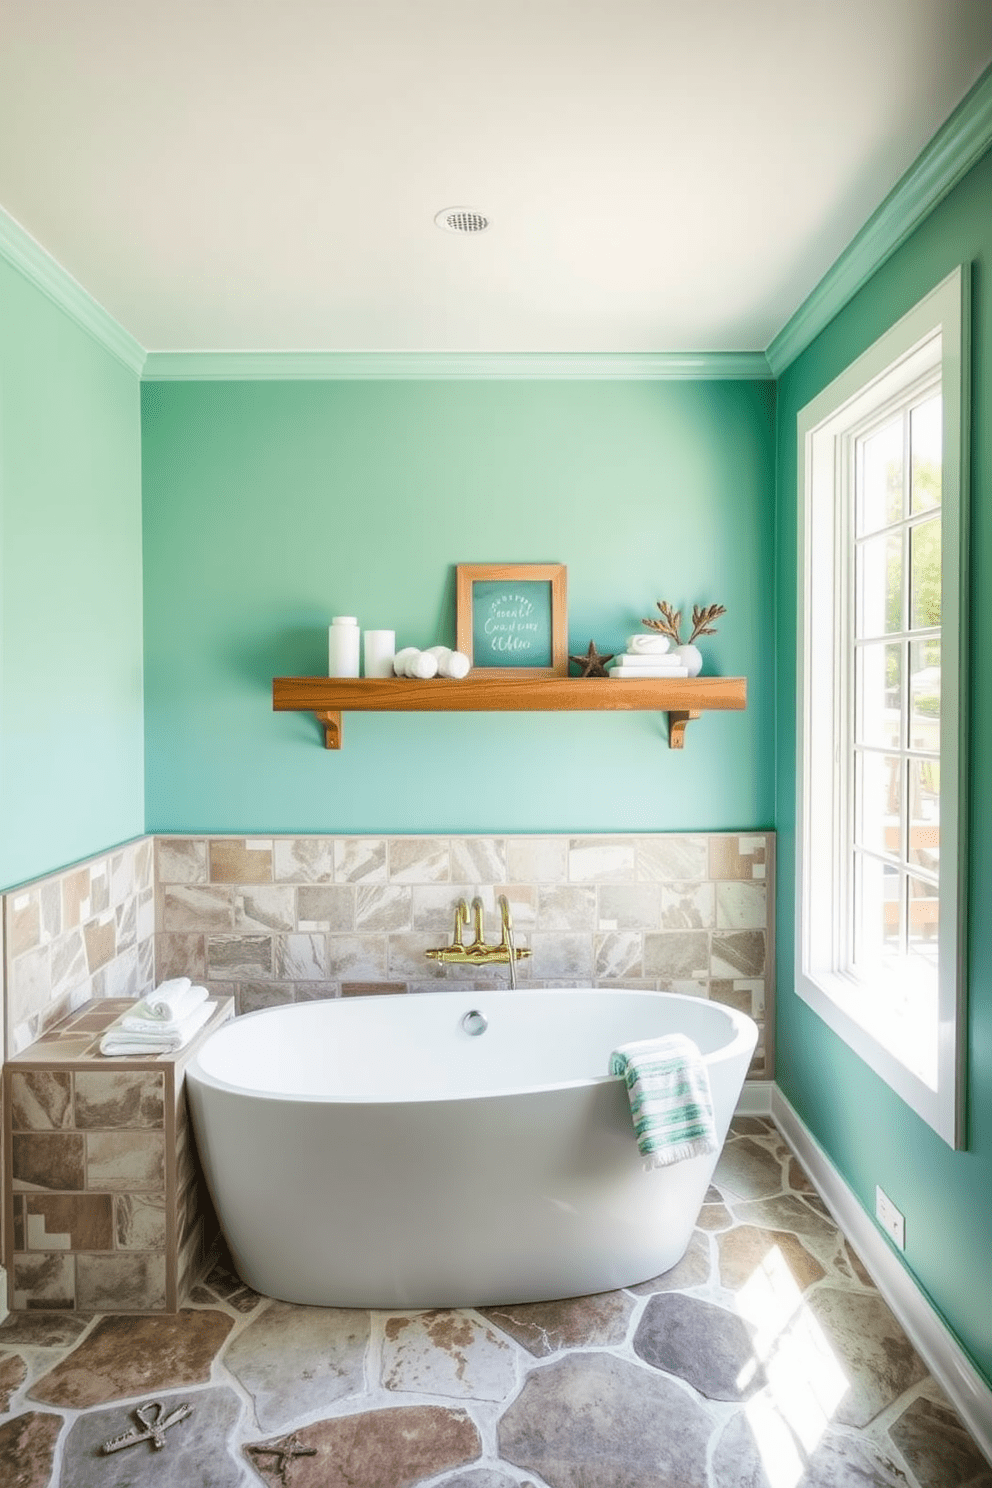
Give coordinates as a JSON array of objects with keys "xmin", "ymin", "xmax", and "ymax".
[{"xmin": 456, "ymin": 564, "xmax": 568, "ymax": 677}]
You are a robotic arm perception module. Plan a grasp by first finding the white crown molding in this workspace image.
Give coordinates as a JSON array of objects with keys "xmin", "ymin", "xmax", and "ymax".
[
  {"xmin": 0, "ymin": 206, "xmax": 145, "ymax": 377},
  {"xmin": 771, "ymin": 1085, "xmax": 992, "ymax": 1463},
  {"xmin": 767, "ymin": 62, "xmax": 992, "ymax": 376},
  {"xmin": 139, "ymin": 349, "xmax": 773, "ymax": 381}
]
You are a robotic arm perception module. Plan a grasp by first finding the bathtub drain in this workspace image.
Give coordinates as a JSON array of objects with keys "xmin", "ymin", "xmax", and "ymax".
[{"xmin": 461, "ymin": 1010, "xmax": 488, "ymax": 1036}]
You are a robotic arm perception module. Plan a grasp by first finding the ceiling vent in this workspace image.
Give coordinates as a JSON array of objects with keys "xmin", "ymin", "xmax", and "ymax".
[{"xmin": 434, "ymin": 207, "xmax": 490, "ymax": 234}]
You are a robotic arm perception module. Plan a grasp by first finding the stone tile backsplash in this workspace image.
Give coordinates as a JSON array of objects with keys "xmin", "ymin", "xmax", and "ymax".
[{"xmin": 154, "ymin": 831, "xmax": 775, "ymax": 1078}]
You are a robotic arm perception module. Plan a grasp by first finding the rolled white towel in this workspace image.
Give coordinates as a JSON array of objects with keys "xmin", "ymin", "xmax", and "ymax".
[
  {"xmin": 393, "ymin": 647, "xmax": 438, "ymax": 679},
  {"xmin": 100, "ymin": 1000, "xmax": 214, "ymax": 1057},
  {"xmin": 122, "ymin": 981, "xmax": 208, "ymax": 1030},
  {"xmin": 425, "ymin": 646, "xmax": 471, "ymax": 679},
  {"xmin": 628, "ymin": 633, "xmax": 671, "ymax": 654}
]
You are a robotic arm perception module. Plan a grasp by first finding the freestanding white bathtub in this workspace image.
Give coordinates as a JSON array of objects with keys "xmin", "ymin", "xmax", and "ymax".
[{"xmin": 186, "ymin": 989, "xmax": 757, "ymax": 1308}]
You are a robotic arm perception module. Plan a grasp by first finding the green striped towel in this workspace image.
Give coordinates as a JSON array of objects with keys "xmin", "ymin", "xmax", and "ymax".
[{"xmin": 610, "ymin": 1034, "xmax": 717, "ymax": 1167}]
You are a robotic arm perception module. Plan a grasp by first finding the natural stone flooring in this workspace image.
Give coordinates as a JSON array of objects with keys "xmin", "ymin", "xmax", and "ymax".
[{"xmin": 1, "ymin": 1117, "xmax": 989, "ymax": 1488}]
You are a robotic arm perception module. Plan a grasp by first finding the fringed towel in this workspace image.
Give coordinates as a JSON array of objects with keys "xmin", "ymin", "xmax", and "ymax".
[{"xmin": 609, "ymin": 1033, "xmax": 717, "ymax": 1167}]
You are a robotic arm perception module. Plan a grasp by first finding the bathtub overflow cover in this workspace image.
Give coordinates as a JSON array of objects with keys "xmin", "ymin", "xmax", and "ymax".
[{"xmin": 462, "ymin": 1010, "xmax": 488, "ymax": 1037}]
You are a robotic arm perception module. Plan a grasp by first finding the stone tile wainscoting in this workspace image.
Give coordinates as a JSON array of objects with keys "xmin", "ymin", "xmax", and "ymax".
[
  {"xmin": 2, "ymin": 839, "xmax": 155, "ymax": 1059},
  {"xmin": 4, "ymin": 998, "xmax": 232, "ymax": 1313},
  {"xmin": 155, "ymin": 831, "xmax": 774, "ymax": 1078}
]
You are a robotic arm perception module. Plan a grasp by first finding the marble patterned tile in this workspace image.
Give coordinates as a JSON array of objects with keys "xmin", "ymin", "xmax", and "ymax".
[
  {"xmin": 89, "ymin": 865, "xmax": 111, "ymax": 915},
  {"xmin": 156, "ymin": 837, "xmax": 209, "ymax": 884},
  {"xmin": 323, "ymin": 933, "xmax": 389, "ymax": 980},
  {"xmin": 74, "ymin": 1071, "xmax": 165, "ymax": 1130},
  {"xmin": 529, "ymin": 934, "xmax": 594, "ymax": 981},
  {"xmin": 61, "ymin": 867, "xmax": 92, "ymax": 930},
  {"xmin": 50, "ymin": 929, "xmax": 88, "ymax": 996},
  {"xmin": 76, "ymin": 1254, "xmax": 168, "ymax": 1312},
  {"xmin": 274, "ymin": 836, "xmax": 335, "ymax": 882},
  {"xmin": 209, "ymin": 838, "xmax": 274, "ymax": 884},
  {"xmin": 162, "ymin": 885, "xmax": 235, "ymax": 932},
  {"xmin": 643, "ymin": 930, "xmax": 710, "ymax": 979},
  {"xmin": 716, "ymin": 880, "xmax": 768, "ymax": 930},
  {"xmin": 297, "ymin": 885, "xmax": 355, "ymax": 930},
  {"xmin": 206, "ymin": 935, "xmax": 272, "ymax": 980},
  {"xmin": 450, "ymin": 838, "xmax": 506, "ymax": 885},
  {"xmin": 636, "ymin": 834, "xmax": 708, "ymax": 882},
  {"xmin": 388, "ymin": 838, "xmax": 450, "ymax": 883},
  {"xmin": 40, "ymin": 878, "xmax": 63, "ymax": 942},
  {"xmin": 568, "ymin": 836, "xmax": 636, "ymax": 882},
  {"xmin": 274, "ymin": 933, "xmax": 328, "ymax": 980},
  {"xmin": 594, "ymin": 931, "xmax": 643, "ymax": 979},
  {"xmin": 505, "ymin": 835, "xmax": 568, "ymax": 883},
  {"xmin": 12, "ymin": 1253, "xmax": 75, "ymax": 1310},
  {"xmin": 234, "ymin": 886, "xmax": 296, "ymax": 932},
  {"xmin": 114, "ymin": 896, "xmax": 137, "ymax": 950},
  {"xmin": 85, "ymin": 1131, "xmax": 165, "ymax": 1191},
  {"xmin": 10, "ymin": 945, "xmax": 53, "ymax": 1020},
  {"xmin": 7, "ymin": 889, "xmax": 41, "ymax": 958},
  {"xmin": 10, "ymin": 1071, "xmax": 73, "ymax": 1131},
  {"xmin": 661, "ymin": 881, "xmax": 715, "ymax": 929},
  {"xmin": 711, "ymin": 930, "xmax": 766, "ymax": 979},
  {"xmin": 155, "ymin": 932, "xmax": 207, "ymax": 982},
  {"xmin": 236, "ymin": 983, "xmax": 297, "ymax": 1014},
  {"xmin": 103, "ymin": 945, "xmax": 140, "ymax": 999},
  {"xmin": 536, "ymin": 885, "xmax": 596, "ymax": 931},
  {"xmin": 334, "ymin": 838, "xmax": 387, "ymax": 883},
  {"xmin": 386, "ymin": 933, "xmax": 447, "ymax": 980},
  {"xmin": 356, "ymin": 884, "xmax": 414, "ymax": 932},
  {"xmin": 12, "ymin": 1133, "xmax": 86, "ymax": 1191},
  {"xmin": 598, "ymin": 883, "xmax": 660, "ymax": 930},
  {"xmin": 115, "ymin": 1193, "xmax": 168, "ymax": 1250}
]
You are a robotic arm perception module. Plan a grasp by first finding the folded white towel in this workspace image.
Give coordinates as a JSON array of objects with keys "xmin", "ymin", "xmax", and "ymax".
[
  {"xmin": 627, "ymin": 633, "xmax": 671, "ymax": 654},
  {"xmin": 425, "ymin": 646, "xmax": 471, "ymax": 679},
  {"xmin": 123, "ymin": 981, "xmax": 208, "ymax": 1030},
  {"xmin": 608, "ymin": 664, "xmax": 689, "ymax": 678},
  {"xmin": 608, "ymin": 653, "xmax": 688, "ymax": 670},
  {"xmin": 99, "ymin": 1000, "xmax": 214, "ymax": 1057}
]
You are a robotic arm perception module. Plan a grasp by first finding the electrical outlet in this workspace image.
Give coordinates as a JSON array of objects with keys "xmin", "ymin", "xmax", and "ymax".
[{"xmin": 875, "ymin": 1185, "xmax": 906, "ymax": 1249}]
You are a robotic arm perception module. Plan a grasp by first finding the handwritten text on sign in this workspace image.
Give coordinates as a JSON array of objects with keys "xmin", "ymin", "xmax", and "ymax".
[{"xmin": 472, "ymin": 581, "xmax": 553, "ymax": 668}]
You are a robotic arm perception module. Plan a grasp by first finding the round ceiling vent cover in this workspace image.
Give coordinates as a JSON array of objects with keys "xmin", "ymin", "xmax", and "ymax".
[{"xmin": 434, "ymin": 207, "xmax": 490, "ymax": 234}]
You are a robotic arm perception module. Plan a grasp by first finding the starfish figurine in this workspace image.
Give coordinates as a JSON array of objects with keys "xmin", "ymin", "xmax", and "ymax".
[{"xmin": 569, "ymin": 641, "xmax": 615, "ymax": 677}]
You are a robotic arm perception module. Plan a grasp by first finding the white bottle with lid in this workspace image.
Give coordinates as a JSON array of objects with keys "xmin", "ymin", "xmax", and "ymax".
[{"xmin": 328, "ymin": 616, "xmax": 360, "ymax": 677}]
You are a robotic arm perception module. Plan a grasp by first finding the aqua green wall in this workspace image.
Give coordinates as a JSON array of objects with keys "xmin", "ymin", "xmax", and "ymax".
[
  {"xmin": 775, "ymin": 146, "xmax": 992, "ymax": 1384},
  {"xmin": 0, "ymin": 258, "xmax": 144, "ymax": 891},
  {"xmin": 141, "ymin": 378, "xmax": 776, "ymax": 835}
]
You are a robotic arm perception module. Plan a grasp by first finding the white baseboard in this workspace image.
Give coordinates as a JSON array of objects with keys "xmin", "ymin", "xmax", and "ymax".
[
  {"xmin": 771, "ymin": 1085, "xmax": 992, "ymax": 1463},
  {"xmin": 737, "ymin": 1080, "xmax": 774, "ymax": 1115}
]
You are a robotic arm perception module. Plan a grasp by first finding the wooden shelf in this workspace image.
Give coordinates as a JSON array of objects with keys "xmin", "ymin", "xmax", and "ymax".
[{"xmin": 272, "ymin": 674, "xmax": 746, "ymax": 750}]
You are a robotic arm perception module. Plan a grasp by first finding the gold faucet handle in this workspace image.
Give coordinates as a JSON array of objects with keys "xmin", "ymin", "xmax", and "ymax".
[{"xmin": 452, "ymin": 898, "xmax": 469, "ymax": 948}]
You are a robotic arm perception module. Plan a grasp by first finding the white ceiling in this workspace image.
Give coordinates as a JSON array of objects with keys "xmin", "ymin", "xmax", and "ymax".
[{"xmin": 2, "ymin": 1, "xmax": 991, "ymax": 355}]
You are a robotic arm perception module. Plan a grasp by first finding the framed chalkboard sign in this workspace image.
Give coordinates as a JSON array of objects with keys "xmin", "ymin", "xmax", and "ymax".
[{"xmin": 456, "ymin": 564, "xmax": 568, "ymax": 676}]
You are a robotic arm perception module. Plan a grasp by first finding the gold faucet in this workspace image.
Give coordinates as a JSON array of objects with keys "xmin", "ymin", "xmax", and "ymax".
[{"xmin": 425, "ymin": 894, "xmax": 532, "ymax": 968}]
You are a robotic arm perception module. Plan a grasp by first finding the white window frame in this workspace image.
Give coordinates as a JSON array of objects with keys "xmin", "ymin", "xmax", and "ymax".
[{"xmin": 795, "ymin": 266, "xmax": 969, "ymax": 1148}]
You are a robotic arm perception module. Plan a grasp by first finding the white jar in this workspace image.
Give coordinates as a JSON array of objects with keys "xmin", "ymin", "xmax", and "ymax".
[
  {"xmin": 363, "ymin": 629, "xmax": 396, "ymax": 677},
  {"xmin": 328, "ymin": 616, "xmax": 360, "ymax": 677}
]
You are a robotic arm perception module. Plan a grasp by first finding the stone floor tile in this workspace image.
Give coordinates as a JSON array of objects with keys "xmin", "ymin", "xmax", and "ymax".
[
  {"xmin": 888, "ymin": 1394, "xmax": 992, "ymax": 1487},
  {"xmin": 244, "ymin": 1405, "xmax": 480, "ymax": 1488},
  {"xmin": 438, "ymin": 1472, "xmax": 535, "ymax": 1488},
  {"xmin": 633, "ymin": 1292, "xmax": 765, "ymax": 1401},
  {"xmin": 729, "ymin": 1117, "xmax": 775, "ymax": 1136},
  {"xmin": 806, "ymin": 1287, "xmax": 928, "ymax": 1428},
  {"xmin": 697, "ymin": 1198, "xmax": 736, "ymax": 1231},
  {"xmin": 717, "ymin": 1226, "xmax": 826, "ymax": 1294},
  {"xmin": 627, "ymin": 1228, "xmax": 711, "ymax": 1294},
  {"xmin": 0, "ymin": 1313, "xmax": 91, "ymax": 1350},
  {"xmin": 480, "ymin": 1290, "xmax": 634, "ymax": 1357},
  {"xmin": 382, "ymin": 1311, "xmax": 517, "ymax": 1400},
  {"xmin": 202, "ymin": 1255, "xmax": 263, "ymax": 1314},
  {"xmin": 29, "ymin": 1309, "xmax": 233, "ymax": 1409},
  {"xmin": 838, "ymin": 1241, "xmax": 876, "ymax": 1289},
  {"xmin": 712, "ymin": 1408, "xmax": 911, "ymax": 1486},
  {"xmin": 715, "ymin": 1137, "xmax": 785, "ymax": 1200},
  {"xmin": 0, "ymin": 1353, "xmax": 28, "ymax": 1413},
  {"xmin": 788, "ymin": 1157, "xmax": 818, "ymax": 1194},
  {"xmin": 729, "ymin": 1194, "xmax": 840, "ymax": 1243},
  {"xmin": 0, "ymin": 1410, "xmax": 64, "ymax": 1488},
  {"xmin": 223, "ymin": 1301, "xmax": 369, "ymax": 1432},
  {"xmin": 59, "ymin": 1386, "xmax": 244, "ymax": 1488},
  {"xmin": 498, "ymin": 1351, "xmax": 714, "ymax": 1488}
]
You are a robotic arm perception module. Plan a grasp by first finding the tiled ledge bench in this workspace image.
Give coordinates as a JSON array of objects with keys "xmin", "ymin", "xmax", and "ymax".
[{"xmin": 3, "ymin": 996, "xmax": 233, "ymax": 1313}]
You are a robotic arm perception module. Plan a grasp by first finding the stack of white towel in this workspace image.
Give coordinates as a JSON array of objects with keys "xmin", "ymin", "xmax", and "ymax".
[
  {"xmin": 99, "ymin": 978, "xmax": 213, "ymax": 1057},
  {"xmin": 606, "ymin": 634, "xmax": 690, "ymax": 678}
]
